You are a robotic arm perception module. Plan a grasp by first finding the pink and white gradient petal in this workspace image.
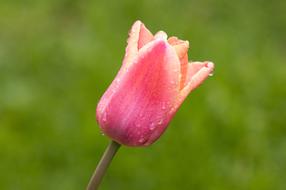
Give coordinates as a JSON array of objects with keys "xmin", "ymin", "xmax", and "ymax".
[{"xmin": 97, "ymin": 39, "xmax": 181, "ymax": 146}]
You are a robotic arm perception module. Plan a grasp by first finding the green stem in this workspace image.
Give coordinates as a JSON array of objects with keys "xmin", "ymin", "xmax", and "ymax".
[{"xmin": 86, "ymin": 141, "xmax": 121, "ymax": 190}]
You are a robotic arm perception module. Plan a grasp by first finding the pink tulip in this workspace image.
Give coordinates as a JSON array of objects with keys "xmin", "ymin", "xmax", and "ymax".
[{"xmin": 96, "ymin": 20, "xmax": 214, "ymax": 147}]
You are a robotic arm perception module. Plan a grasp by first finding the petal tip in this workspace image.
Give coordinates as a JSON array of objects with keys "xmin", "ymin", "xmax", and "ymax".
[
  {"xmin": 204, "ymin": 62, "xmax": 215, "ymax": 74},
  {"xmin": 154, "ymin": 31, "xmax": 168, "ymax": 40},
  {"xmin": 205, "ymin": 61, "xmax": 214, "ymax": 69},
  {"xmin": 133, "ymin": 20, "xmax": 143, "ymax": 25}
]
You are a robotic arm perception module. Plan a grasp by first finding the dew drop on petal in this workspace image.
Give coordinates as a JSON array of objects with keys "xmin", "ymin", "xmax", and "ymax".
[
  {"xmin": 162, "ymin": 103, "xmax": 166, "ymax": 110},
  {"xmin": 135, "ymin": 122, "xmax": 141, "ymax": 127},
  {"xmin": 138, "ymin": 137, "xmax": 145, "ymax": 143},
  {"xmin": 149, "ymin": 122, "xmax": 156, "ymax": 130},
  {"xmin": 169, "ymin": 107, "xmax": 175, "ymax": 114},
  {"xmin": 102, "ymin": 112, "xmax": 107, "ymax": 123}
]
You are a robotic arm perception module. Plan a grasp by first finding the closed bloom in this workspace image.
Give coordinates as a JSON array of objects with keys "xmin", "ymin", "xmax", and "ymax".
[{"xmin": 96, "ymin": 20, "xmax": 214, "ymax": 147}]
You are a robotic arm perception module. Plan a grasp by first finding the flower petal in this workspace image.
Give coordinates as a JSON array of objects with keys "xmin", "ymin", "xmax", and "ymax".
[
  {"xmin": 138, "ymin": 24, "xmax": 153, "ymax": 49},
  {"xmin": 97, "ymin": 39, "xmax": 181, "ymax": 146},
  {"xmin": 176, "ymin": 61, "xmax": 214, "ymax": 107},
  {"xmin": 154, "ymin": 31, "xmax": 168, "ymax": 40},
  {"xmin": 123, "ymin": 20, "xmax": 153, "ymax": 68},
  {"xmin": 97, "ymin": 21, "xmax": 154, "ymax": 117},
  {"xmin": 168, "ymin": 37, "xmax": 189, "ymax": 89}
]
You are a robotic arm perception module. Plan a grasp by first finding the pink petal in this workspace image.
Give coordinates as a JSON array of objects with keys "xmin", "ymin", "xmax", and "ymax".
[
  {"xmin": 168, "ymin": 37, "xmax": 189, "ymax": 89},
  {"xmin": 138, "ymin": 24, "xmax": 153, "ymax": 49},
  {"xmin": 123, "ymin": 20, "xmax": 153, "ymax": 68},
  {"xmin": 97, "ymin": 21, "xmax": 154, "ymax": 116},
  {"xmin": 96, "ymin": 39, "xmax": 181, "ymax": 146},
  {"xmin": 154, "ymin": 31, "xmax": 168, "ymax": 40},
  {"xmin": 176, "ymin": 61, "xmax": 214, "ymax": 107}
]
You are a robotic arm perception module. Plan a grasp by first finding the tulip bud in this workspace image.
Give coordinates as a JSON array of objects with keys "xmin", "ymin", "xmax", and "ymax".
[{"xmin": 96, "ymin": 20, "xmax": 214, "ymax": 147}]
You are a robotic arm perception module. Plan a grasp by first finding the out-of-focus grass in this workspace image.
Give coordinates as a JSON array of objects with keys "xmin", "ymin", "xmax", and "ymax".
[{"xmin": 0, "ymin": 0, "xmax": 285, "ymax": 189}]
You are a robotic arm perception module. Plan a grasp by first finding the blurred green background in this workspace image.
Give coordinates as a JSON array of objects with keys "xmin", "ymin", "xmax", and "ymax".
[{"xmin": 1, "ymin": 0, "xmax": 286, "ymax": 189}]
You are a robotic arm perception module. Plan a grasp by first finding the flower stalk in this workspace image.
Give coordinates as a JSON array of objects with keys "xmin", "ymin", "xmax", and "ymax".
[{"xmin": 87, "ymin": 141, "xmax": 121, "ymax": 190}]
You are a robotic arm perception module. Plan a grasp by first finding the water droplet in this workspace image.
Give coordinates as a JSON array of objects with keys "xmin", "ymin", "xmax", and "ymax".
[
  {"xmin": 138, "ymin": 137, "xmax": 145, "ymax": 143},
  {"xmin": 158, "ymin": 120, "xmax": 163, "ymax": 125},
  {"xmin": 149, "ymin": 122, "xmax": 156, "ymax": 130},
  {"xmin": 162, "ymin": 103, "xmax": 166, "ymax": 110},
  {"xmin": 169, "ymin": 107, "xmax": 175, "ymax": 113},
  {"xmin": 139, "ymin": 113, "xmax": 144, "ymax": 118},
  {"xmin": 102, "ymin": 112, "xmax": 107, "ymax": 122}
]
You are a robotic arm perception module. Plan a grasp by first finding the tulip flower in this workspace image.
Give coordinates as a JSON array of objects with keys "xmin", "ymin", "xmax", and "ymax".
[
  {"xmin": 87, "ymin": 20, "xmax": 214, "ymax": 190},
  {"xmin": 96, "ymin": 20, "xmax": 214, "ymax": 147}
]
